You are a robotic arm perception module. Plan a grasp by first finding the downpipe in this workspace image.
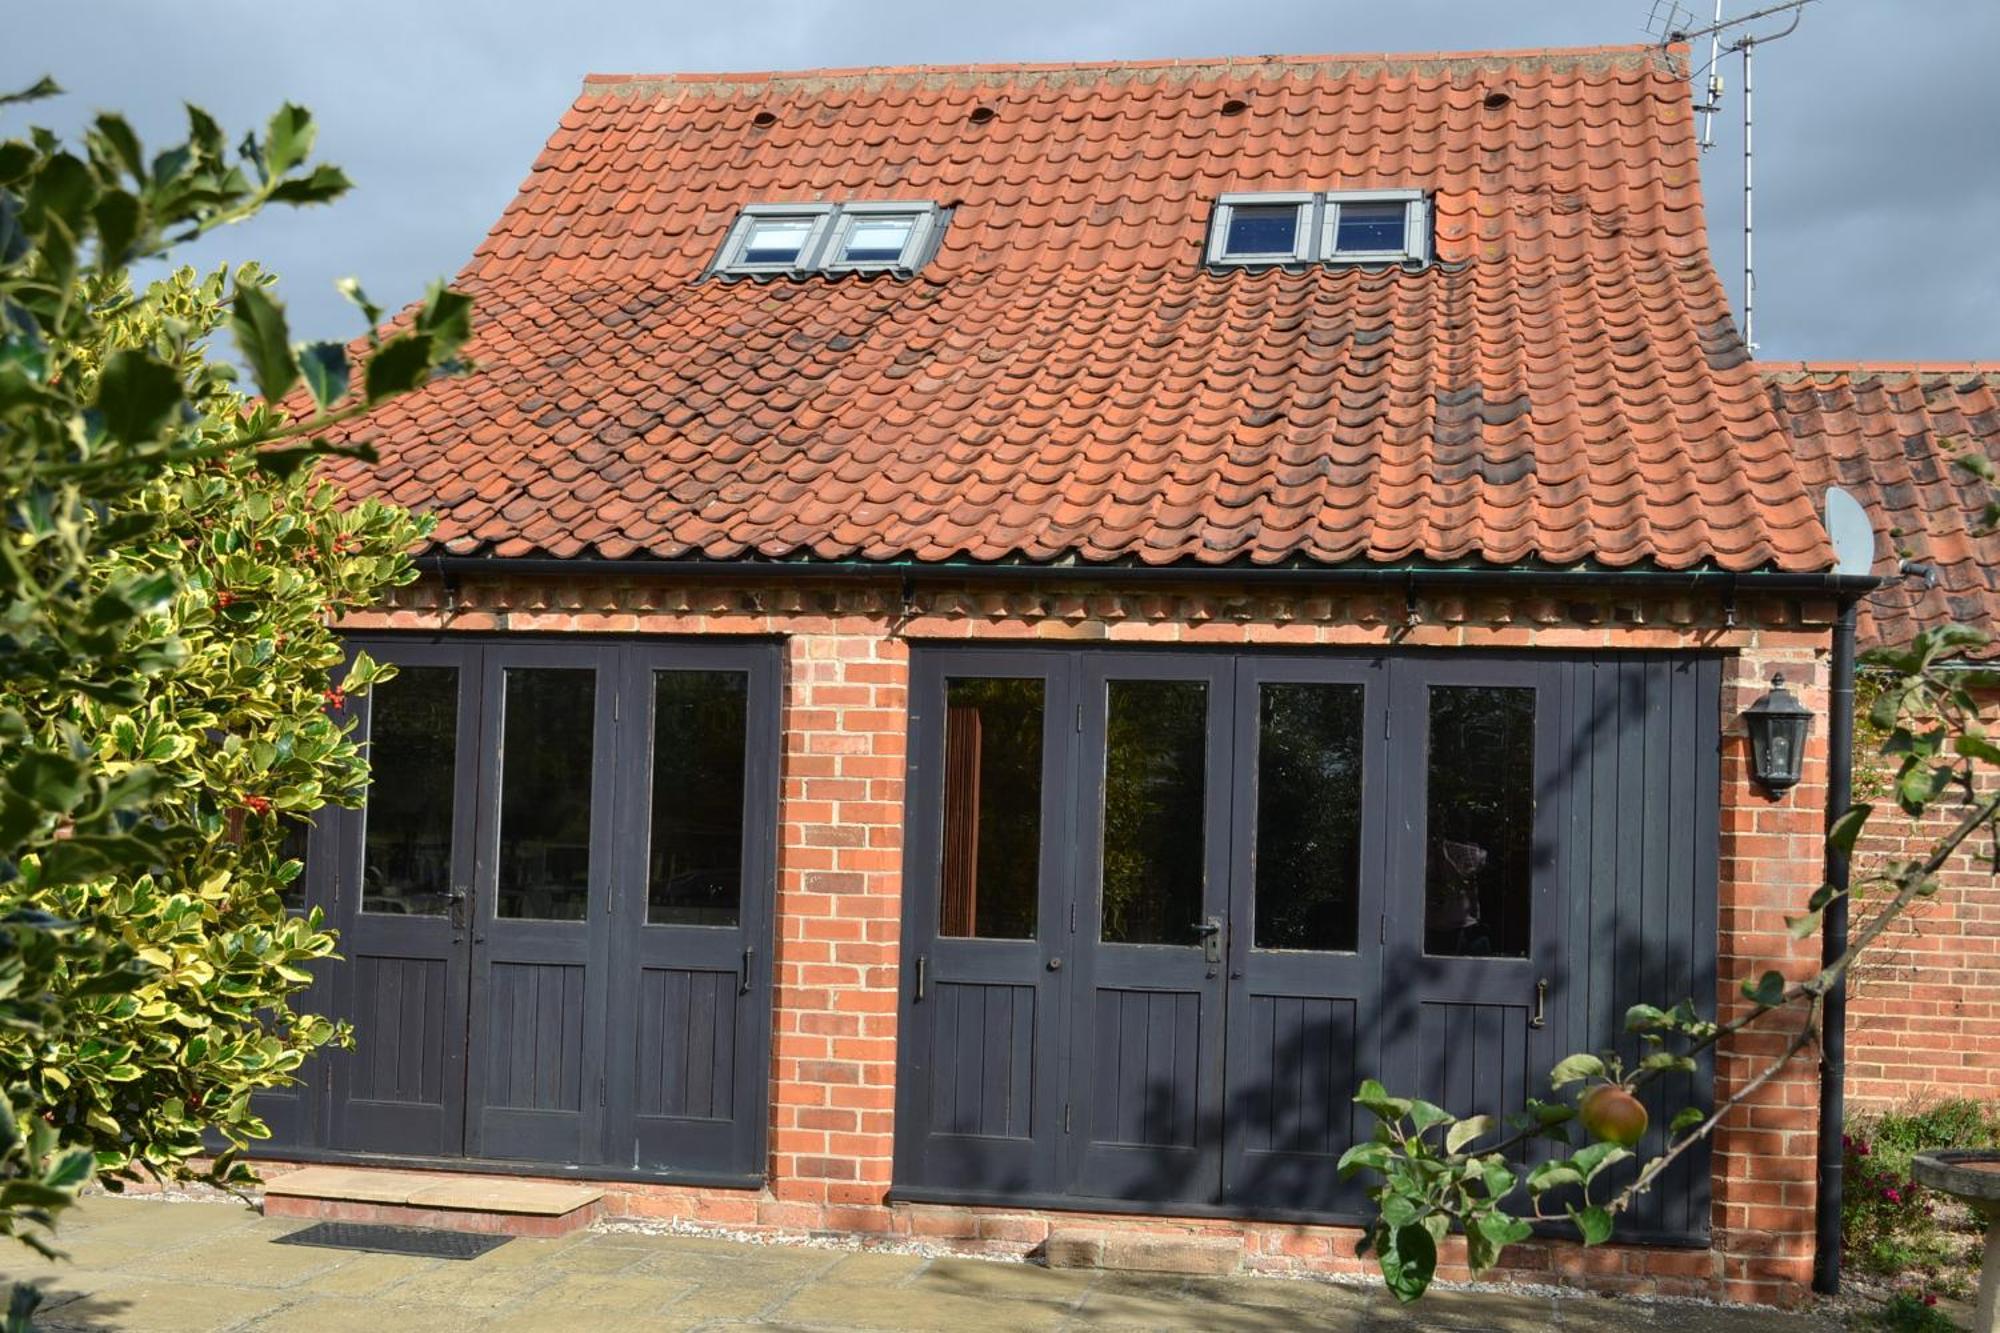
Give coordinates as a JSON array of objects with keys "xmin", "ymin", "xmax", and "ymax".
[{"xmin": 1814, "ymin": 599, "xmax": 1858, "ymax": 1294}]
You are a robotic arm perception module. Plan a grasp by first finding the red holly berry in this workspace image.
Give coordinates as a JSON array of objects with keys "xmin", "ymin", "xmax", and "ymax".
[
  {"xmin": 216, "ymin": 590, "xmax": 236, "ymax": 608},
  {"xmin": 241, "ymin": 795, "xmax": 272, "ymax": 817},
  {"xmin": 324, "ymin": 688, "xmax": 346, "ymax": 709}
]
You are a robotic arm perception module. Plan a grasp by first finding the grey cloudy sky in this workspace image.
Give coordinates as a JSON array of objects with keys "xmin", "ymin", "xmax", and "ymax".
[{"xmin": 9, "ymin": 0, "xmax": 1997, "ymax": 361}]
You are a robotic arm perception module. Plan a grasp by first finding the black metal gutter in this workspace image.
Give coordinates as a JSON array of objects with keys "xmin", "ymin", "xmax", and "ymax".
[
  {"xmin": 428, "ymin": 553, "xmax": 1883, "ymax": 596},
  {"xmin": 1814, "ymin": 598, "xmax": 1860, "ymax": 1295}
]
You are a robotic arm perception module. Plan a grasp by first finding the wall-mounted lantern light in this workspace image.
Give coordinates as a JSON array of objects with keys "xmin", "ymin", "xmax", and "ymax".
[{"xmin": 1744, "ymin": 673, "xmax": 1814, "ymax": 792}]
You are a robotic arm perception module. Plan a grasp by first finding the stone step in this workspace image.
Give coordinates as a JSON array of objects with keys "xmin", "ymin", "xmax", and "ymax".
[
  {"xmin": 1043, "ymin": 1229, "xmax": 1243, "ymax": 1276},
  {"xmin": 262, "ymin": 1166, "xmax": 604, "ymax": 1238}
]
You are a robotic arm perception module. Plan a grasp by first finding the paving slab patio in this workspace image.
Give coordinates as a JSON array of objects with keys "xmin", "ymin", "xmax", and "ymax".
[{"xmin": 1, "ymin": 1196, "xmax": 1853, "ymax": 1332}]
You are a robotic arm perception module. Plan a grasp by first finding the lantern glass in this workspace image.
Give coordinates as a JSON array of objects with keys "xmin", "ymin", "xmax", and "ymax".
[{"xmin": 1745, "ymin": 674, "xmax": 1813, "ymax": 791}]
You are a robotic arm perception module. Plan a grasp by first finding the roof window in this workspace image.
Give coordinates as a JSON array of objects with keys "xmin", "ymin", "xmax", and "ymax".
[
  {"xmin": 1217, "ymin": 194, "xmax": 1313, "ymax": 264},
  {"xmin": 712, "ymin": 201, "xmax": 943, "ymax": 277},
  {"xmin": 1208, "ymin": 189, "xmax": 1430, "ymax": 268}
]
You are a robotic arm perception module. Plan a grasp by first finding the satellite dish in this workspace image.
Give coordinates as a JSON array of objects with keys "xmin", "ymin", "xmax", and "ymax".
[{"xmin": 1824, "ymin": 486, "xmax": 1876, "ymax": 577}]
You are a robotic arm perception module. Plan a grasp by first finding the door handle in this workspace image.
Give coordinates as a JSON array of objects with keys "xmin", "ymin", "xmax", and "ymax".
[
  {"xmin": 446, "ymin": 886, "xmax": 469, "ymax": 931},
  {"xmin": 1190, "ymin": 917, "xmax": 1224, "ymax": 966},
  {"xmin": 1530, "ymin": 977, "xmax": 1549, "ymax": 1029},
  {"xmin": 740, "ymin": 945, "xmax": 754, "ymax": 996},
  {"xmin": 914, "ymin": 954, "xmax": 927, "ymax": 1002}
]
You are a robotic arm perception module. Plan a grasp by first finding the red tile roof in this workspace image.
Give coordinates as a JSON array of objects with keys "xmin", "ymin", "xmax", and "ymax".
[
  {"xmin": 1765, "ymin": 364, "xmax": 2000, "ymax": 649},
  {"xmin": 328, "ymin": 45, "xmax": 1834, "ymax": 573}
]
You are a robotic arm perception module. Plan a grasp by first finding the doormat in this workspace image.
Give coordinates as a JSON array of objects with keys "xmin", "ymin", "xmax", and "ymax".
[{"xmin": 274, "ymin": 1221, "xmax": 511, "ymax": 1260}]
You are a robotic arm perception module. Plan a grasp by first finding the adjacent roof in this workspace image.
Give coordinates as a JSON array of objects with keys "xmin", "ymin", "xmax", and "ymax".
[
  {"xmin": 328, "ymin": 45, "xmax": 1835, "ymax": 573},
  {"xmin": 1766, "ymin": 364, "xmax": 2000, "ymax": 649}
]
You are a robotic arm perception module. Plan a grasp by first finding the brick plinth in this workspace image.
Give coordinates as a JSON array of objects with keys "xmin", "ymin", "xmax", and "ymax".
[{"xmin": 316, "ymin": 576, "xmax": 1842, "ymax": 1306}]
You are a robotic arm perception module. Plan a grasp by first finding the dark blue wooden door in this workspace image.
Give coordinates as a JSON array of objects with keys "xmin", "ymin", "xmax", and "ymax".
[
  {"xmin": 605, "ymin": 643, "xmax": 780, "ymax": 1181},
  {"xmin": 1065, "ymin": 655, "xmax": 1236, "ymax": 1205},
  {"xmin": 892, "ymin": 651, "xmax": 1075, "ymax": 1198},
  {"xmin": 324, "ymin": 644, "xmax": 481, "ymax": 1158},
  {"xmin": 1381, "ymin": 659, "xmax": 1567, "ymax": 1160},
  {"xmin": 893, "ymin": 647, "xmax": 1716, "ymax": 1238},
  {"xmin": 1220, "ymin": 653, "xmax": 1390, "ymax": 1214},
  {"xmin": 463, "ymin": 643, "xmax": 617, "ymax": 1164},
  {"xmin": 315, "ymin": 637, "xmax": 779, "ymax": 1183}
]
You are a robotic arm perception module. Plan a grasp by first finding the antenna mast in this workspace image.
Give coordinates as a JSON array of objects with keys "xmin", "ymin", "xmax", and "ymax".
[
  {"xmin": 1703, "ymin": 0, "xmax": 1723, "ymax": 148},
  {"xmin": 1647, "ymin": 0, "xmax": 1815, "ymax": 352}
]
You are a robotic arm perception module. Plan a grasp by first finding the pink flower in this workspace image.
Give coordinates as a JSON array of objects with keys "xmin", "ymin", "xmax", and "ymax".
[
  {"xmin": 1924, "ymin": 1294, "xmax": 1938, "ymax": 1307},
  {"xmin": 1883, "ymin": 1187, "xmax": 1902, "ymax": 1204}
]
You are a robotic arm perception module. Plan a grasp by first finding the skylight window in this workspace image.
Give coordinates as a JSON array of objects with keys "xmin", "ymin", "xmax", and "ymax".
[
  {"xmin": 1208, "ymin": 193, "xmax": 1313, "ymax": 265},
  {"xmin": 842, "ymin": 217, "xmax": 915, "ymax": 262},
  {"xmin": 1322, "ymin": 192, "xmax": 1430, "ymax": 263},
  {"xmin": 741, "ymin": 216, "xmax": 819, "ymax": 266},
  {"xmin": 1207, "ymin": 189, "xmax": 1431, "ymax": 268},
  {"xmin": 713, "ymin": 201, "xmax": 943, "ymax": 278},
  {"xmin": 823, "ymin": 203, "xmax": 936, "ymax": 271},
  {"xmin": 1332, "ymin": 201, "xmax": 1409, "ymax": 255}
]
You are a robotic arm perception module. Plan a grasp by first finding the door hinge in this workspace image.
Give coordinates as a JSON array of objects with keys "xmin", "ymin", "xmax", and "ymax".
[
  {"xmin": 1379, "ymin": 914, "xmax": 1387, "ymax": 945},
  {"xmin": 598, "ymin": 1076, "xmax": 607, "ymax": 1107},
  {"xmin": 1069, "ymin": 902, "xmax": 1076, "ymax": 933},
  {"xmin": 1063, "ymin": 1103, "xmax": 1072, "ymax": 1133},
  {"xmin": 1384, "ymin": 707, "xmax": 1392, "ymax": 739},
  {"xmin": 614, "ymin": 693, "xmax": 620, "ymax": 722},
  {"xmin": 1075, "ymin": 702, "xmax": 1083, "ymax": 733}
]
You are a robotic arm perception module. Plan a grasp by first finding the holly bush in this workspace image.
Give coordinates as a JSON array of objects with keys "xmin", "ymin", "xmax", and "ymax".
[{"xmin": 0, "ymin": 74, "xmax": 466, "ymax": 1303}]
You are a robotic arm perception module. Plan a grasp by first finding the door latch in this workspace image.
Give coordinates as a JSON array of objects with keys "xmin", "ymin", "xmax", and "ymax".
[
  {"xmin": 1530, "ymin": 977, "xmax": 1549, "ymax": 1029},
  {"xmin": 1190, "ymin": 916, "xmax": 1224, "ymax": 966}
]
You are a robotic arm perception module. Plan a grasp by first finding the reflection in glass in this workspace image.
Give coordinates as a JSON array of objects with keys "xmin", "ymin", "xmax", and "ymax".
[
  {"xmin": 1224, "ymin": 205, "xmax": 1299, "ymax": 258},
  {"xmin": 1424, "ymin": 685, "xmax": 1535, "ymax": 958},
  {"xmin": 841, "ymin": 215, "xmax": 916, "ymax": 264},
  {"xmin": 361, "ymin": 665, "xmax": 459, "ymax": 916},
  {"xmin": 648, "ymin": 671, "xmax": 749, "ymax": 926},
  {"xmin": 497, "ymin": 668, "xmax": 595, "ymax": 922},
  {"xmin": 277, "ymin": 815, "xmax": 311, "ymax": 914},
  {"xmin": 741, "ymin": 216, "xmax": 814, "ymax": 265},
  {"xmin": 1254, "ymin": 684, "xmax": 1364, "ymax": 952},
  {"xmin": 1101, "ymin": 680, "xmax": 1207, "ymax": 945},
  {"xmin": 1334, "ymin": 200, "xmax": 1408, "ymax": 253},
  {"xmin": 939, "ymin": 678, "xmax": 1044, "ymax": 939}
]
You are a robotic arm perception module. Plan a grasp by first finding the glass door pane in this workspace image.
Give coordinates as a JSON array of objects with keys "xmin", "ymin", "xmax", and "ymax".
[
  {"xmin": 1100, "ymin": 679, "xmax": 1208, "ymax": 946},
  {"xmin": 939, "ymin": 677, "xmax": 1045, "ymax": 940},
  {"xmin": 361, "ymin": 664, "xmax": 461, "ymax": 916},
  {"xmin": 1253, "ymin": 683, "xmax": 1365, "ymax": 953},
  {"xmin": 496, "ymin": 667, "xmax": 596, "ymax": 922},
  {"xmin": 647, "ymin": 670, "xmax": 749, "ymax": 927},
  {"xmin": 1423, "ymin": 685, "xmax": 1535, "ymax": 959}
]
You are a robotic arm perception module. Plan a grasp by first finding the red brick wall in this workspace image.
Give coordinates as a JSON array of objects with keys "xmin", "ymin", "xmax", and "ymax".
[
  {"xmin": 1714, "ymin": 641, "xmax": 1832, "ymax": 1306},
  {"xmin": 330, "ymin": 577, "xmax": 1839, "ymax": 1305},
  {"xmin": 1844, "ymin": 688, "xmax": 2000, "ymax": 1107}
]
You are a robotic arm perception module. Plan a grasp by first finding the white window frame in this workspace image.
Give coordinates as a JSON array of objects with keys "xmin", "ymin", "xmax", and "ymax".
[
  {"xmin": 713, "ymin": 203, "xmax": 838, "ymax": 276},
  {"xmin": 1320, "ymin": 189, "xmax": 1430, "ymax": 266},
  {"xmin": 821, "ymin": 201, "xmax": 936, "ymax": 274},
  {"xmin": 1206, "ymin": 192, "xmax": 1317, "ymax": 266}
]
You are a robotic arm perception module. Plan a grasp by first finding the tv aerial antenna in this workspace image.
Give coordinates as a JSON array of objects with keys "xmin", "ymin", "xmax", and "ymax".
[{"xmin": 1645, "ymin": 0, "xmax": 1816, "ymax": 351}]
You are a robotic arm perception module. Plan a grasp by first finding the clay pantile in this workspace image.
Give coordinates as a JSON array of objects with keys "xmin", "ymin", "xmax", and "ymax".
[
  {"xmin": 325, "ymin": 44, "xmax": 1834, "ymax": 573},
  {"xmin": 1765, "ymin": 364, "xmax": 2000, "ymax": 651}
]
